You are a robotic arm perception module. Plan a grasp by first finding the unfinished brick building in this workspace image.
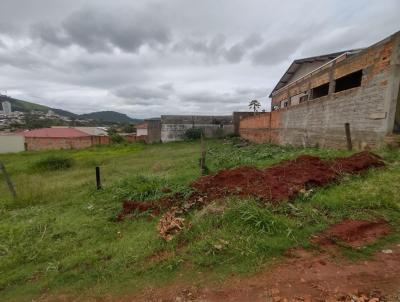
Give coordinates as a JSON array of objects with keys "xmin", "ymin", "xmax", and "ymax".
[{"xmin": 240, "ymin": 31, "xmax": 400, "ymax": 149}]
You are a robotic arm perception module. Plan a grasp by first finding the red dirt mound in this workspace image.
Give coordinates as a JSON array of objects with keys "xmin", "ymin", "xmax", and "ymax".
[
  {"xmin": 117, "ymin": 194, "xmax": 183, "ymax": 221},
  {"xmin": 191, "ymin": 151, "xmax": 384, "ymax": 204},
  {"xmin": 332, "ymin": 151, "xmax": 384, "ymax": 174},
  {"xmin": 117, "ymin": 152, "xmax": 384, "ymax": 221},
  {"xmin": 314, "ymin": 219, "xmax": 391, "ymax": 247}
]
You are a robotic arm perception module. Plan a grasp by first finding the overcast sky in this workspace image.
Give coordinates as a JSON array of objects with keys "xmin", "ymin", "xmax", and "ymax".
[{"xmin": 0, "ymin": 0, "xmax": 399, "ymax": 118}]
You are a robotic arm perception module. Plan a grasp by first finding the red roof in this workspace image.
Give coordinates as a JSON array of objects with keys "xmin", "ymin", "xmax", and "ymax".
[
  {"xmin": 23, "ymin": 128, "xmax": 91, "ymax": 138},
  {"xmin": 135, "ymin": 122, "xmax": 148, "ymax": 129}
]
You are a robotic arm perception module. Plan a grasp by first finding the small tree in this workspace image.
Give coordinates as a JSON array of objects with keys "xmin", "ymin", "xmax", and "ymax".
[
  {"xmin": 248, "ymin": 99, "xmax": 261, "ymax": 114},
  {"xmin": 107, "ymin": 127, "xmax": 124, "ymax": 144}
]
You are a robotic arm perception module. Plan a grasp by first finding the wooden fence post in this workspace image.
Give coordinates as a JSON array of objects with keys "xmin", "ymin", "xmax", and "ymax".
[
  {"xmin": 200, "ymin": 133, "xmax": 207, "ymax": 176},
  {"xmin": 96, "ymin": 166, "xmax": 102, "ymax": 190},
  {"xmin": 0, "ymin": 163, "xmax": 17, "ymax": 199},
  {"xmin": 345, "ymin": 123, "xmax": 352, "ymax": 151}
]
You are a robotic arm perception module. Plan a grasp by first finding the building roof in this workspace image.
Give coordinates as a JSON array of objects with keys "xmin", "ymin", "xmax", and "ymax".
[
  {"xmin": 269, "ymin": 50, "xmax": 363, "ymax": 97},
  {"xmin": 135, "ymin": 122, "xmax": 148, "ymax": 129},
  {"xmin": 23, "ymin": 128, "xmax": 91, "ymax": 138},
  {"xmin": 76, "ymin": 127, "xmax": 108, "ymax": 136}
]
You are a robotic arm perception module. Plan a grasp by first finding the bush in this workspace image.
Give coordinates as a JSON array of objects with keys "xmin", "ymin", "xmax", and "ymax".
[
  {"xmin": 109, "ymin": 133, "xmax": 125, "ymax": 144},
  {"xmin": 32, "ymin": 155, "xmax": 74, "ymax": 171},
  {"xmin": 184, "ymin": 128, "xmax": 203, "ymax": 140}
]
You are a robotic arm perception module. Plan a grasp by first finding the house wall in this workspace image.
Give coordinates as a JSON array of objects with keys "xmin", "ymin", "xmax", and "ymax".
[
  {"xmin": 240, "ymin": 31, "xmax": 400, "ymax": 149},
  {"xmin": 25, "ymin": 137, "xmax": 93, "ymax": 151},
  {"xmin": 120, "ymin": 134, "xmax": 147, "ymax": 143},
  {"xmin": 0, "ymin": 135, "xmax": 25, "ymax": 153},
  {"xmin": 136, "ymin": 128, "xmax": 148, "ymax": 136},
  {"xmin": 90, "ymin": 136, "xmax": 110, "ymax": 145},
  {"xmin": 160, "ymin": 115, "xmax": 234, "ymax": 142}
]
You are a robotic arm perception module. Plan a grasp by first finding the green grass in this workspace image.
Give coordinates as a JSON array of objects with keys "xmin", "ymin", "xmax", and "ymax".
[{"xmin": 0, "ymin": 139, "xmax": 399, "ymax": 301}]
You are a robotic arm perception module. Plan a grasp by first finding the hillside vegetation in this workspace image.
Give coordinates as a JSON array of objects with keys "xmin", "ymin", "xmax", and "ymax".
[
  {"xmin": 1, "ymin": 95, "xmax": 141, "ymax": 124},
  {"xmin": 0, "ymin": 95, "xmax": 49, "ymax": 113},
  {"xmin": 0, "ymin": 139, "xmax": 399, "ymax": 301}
]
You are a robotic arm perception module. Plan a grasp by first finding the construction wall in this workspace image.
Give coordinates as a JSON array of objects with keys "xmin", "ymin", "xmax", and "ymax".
[
  {"xmin": 146, "ymin": 119, "xmax": 162, "ymax": 143},
  {"xmin": 239, "ymin": 112, "xmax": 280, "ymax": 144},
  {"xmin": 160, "ymin": 115, "xmax": 234, "ymax": 142},
  {"xmin": 0, "ymin": 135, "xmax": 25, "ymax": 153},
  {"xmin": 240, "ymin": 32, "xmax": 400, "ymax": 149},
  {"xmin": 232, "ymin": 112, "xmax": 254, "ymax": 135}
]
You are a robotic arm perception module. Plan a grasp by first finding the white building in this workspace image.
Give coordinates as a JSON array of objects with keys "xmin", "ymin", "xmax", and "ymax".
[
  {"xmin": 135, "ymin": 122, "xmax": 148, "ymax": 136},
  {"xmin": 1, "ymin": 101, "xmax": 12, "ymax": 115},
  {"xmin": 0, "ymin": 133, "xmax": 25, "ymax": 153}
]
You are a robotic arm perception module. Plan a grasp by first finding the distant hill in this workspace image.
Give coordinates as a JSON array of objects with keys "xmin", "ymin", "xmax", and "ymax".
[
  {"xmin": 80, "ymin": 111, "xmax": 141, "ymax": 123},
  {"xmin": 0, "ymin": 95, "xmax": 141, "ymax": 124},
  {"xmin": 52, "ymin": 108, "xmax": 79, "ymax": 119},
  {"xmin": 0, "ymin": 95, "xmax": 49, "ymax": 112}
]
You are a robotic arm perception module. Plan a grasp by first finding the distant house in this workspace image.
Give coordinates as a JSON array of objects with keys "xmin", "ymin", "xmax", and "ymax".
[
  {"xmin": 23, "ymin": 128, "xmax": 109, "ymax": 151},
  {"xmin": 135, "ymin": 122, "xmax": 148, "ymax": 136}
]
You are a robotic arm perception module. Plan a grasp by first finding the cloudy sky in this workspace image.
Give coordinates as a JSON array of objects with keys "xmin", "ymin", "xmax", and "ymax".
[{"xmin": 0, "ymin": 0, "xmax": 399, "ymax": 118}]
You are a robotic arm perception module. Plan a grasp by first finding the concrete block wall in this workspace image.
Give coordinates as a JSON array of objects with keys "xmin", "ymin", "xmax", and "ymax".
[{"xmin": 160, "ymin": 115, "xmax": 234, "ymax": 142}]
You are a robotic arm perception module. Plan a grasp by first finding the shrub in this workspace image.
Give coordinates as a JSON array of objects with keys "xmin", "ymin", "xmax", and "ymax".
[
  {"xmin": 109, "ymin": 133, "xmax": 125, "ymax": 144},
  {"xmin": 32, "ymin": 155, "xmax": 74, "ymax": 171},
  {"xmin": 184, "ymin": 128, "xmax": 203, "ymax": 140}
]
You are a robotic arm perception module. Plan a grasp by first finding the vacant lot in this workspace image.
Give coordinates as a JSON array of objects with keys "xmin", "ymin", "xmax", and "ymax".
[{"xmin": 1, "ymin": 139, "xmax": 399, "ymax": 301}]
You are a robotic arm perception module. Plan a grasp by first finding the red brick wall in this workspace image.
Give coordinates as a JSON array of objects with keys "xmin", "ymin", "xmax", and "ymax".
[
  {"xmin": 121, "ymin": 134, "xmax": 148, "ymax": 143},
  {"xmin": 239, "ymin": 112, "xmax": 281, "ymax": 144},
  {"xmin": 91, "ymin": 136, "xmax": 110, "ymax": 145},
  {"xmin": 25, "ymin": 137, "xmax": 94, "ymax": 151}
]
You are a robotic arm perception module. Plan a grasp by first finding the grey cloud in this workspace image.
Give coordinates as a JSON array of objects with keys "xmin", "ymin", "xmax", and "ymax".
[
  {"xmin": 224, "ymin": 34, "xmax": 262, "ymax": 63},
  {"xmin": 174, "ymin": 34, "xmax": 262, "ymax": 64},
  {"xmin": 179, "ymin": 86, "xmax": 267, "ymax": 106},
  {"xmin": 0, "ymin": 0, "xmax": 399, "ymax": 118},
  {"xmin": 31, "ymin": 22, "xmax": 70, "ymax": 47},
  {"xmin": 113, "ymin": 83, "xmax": 174, "ymax": 105},
  {"xmin": 252, "ymin": 36, "xmax": 305, "ymax": 65},
  {"xmin": 32, "ymin": 6, "xmax": 171, "ymax": 53}
]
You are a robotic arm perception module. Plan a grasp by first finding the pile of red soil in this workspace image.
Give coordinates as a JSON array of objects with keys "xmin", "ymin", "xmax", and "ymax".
[
  {"xmin": 117, "ymin": 194, "xmax": 182, "ymax": 221},
  {"xmin": 192, "ymin": 151, "xmax": 384, "ymax": 204},
  {"xmin": 314, "ymin": 219, "xmax": 391, "ymax": 247},
  {"xmin": 117, "ymin": 152, "xmax": 384, "ymax": 220}
]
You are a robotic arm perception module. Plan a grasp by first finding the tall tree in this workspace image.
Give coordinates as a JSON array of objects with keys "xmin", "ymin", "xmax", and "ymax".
[{"xmin": 248, "ymin": 99, "xmax": 261, "ymax": 114}]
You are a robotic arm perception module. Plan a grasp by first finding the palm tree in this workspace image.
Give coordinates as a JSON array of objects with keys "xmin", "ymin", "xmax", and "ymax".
[{"xmin": 248, "ymin": 99, "xmax": 261, "ymax": 115}]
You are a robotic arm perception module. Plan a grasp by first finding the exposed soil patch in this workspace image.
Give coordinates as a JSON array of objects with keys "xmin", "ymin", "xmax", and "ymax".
[
  {"xmin": 128, "ymin": 244, "xmax": 400, "ymax": 302},
  {"xmin": 116, "ymin": 152, "xmax": 384, "ymax": 240},
  {"xmin": 191, "ymin": 155, "xmax": 337, "ymax": 203},
  {"xmin": 313, "ymin": 219, "xmax": 391, "ymax": 248},
  {"xmin": 118, "ymin": 152, "xmax": 383, "ymax": 219},
  {"xmin": 191, "ymin": 152, "xmax": 384, "ymax": 204},
  {"xmin": 117, "ymin": 194, "xmax": 183, "ymax": 221}
]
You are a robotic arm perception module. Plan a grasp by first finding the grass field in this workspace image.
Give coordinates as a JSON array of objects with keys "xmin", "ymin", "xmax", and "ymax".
[{"xmin": 1, "ymin": 138, "xmax": 400, "ymax": 301}]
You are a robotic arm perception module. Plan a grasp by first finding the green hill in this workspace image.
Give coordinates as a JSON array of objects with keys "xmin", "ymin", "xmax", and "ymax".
[
  {"xmin": 0, "ymin": 95, "xmax": 49, "ymax": 112},
  {"xmin": 80, "ymin": 111, "xmax": 141, "ymax": 123},
  {"xmin": 0, "ymin": 95, "xmax": 141, "ymax": 124}
]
